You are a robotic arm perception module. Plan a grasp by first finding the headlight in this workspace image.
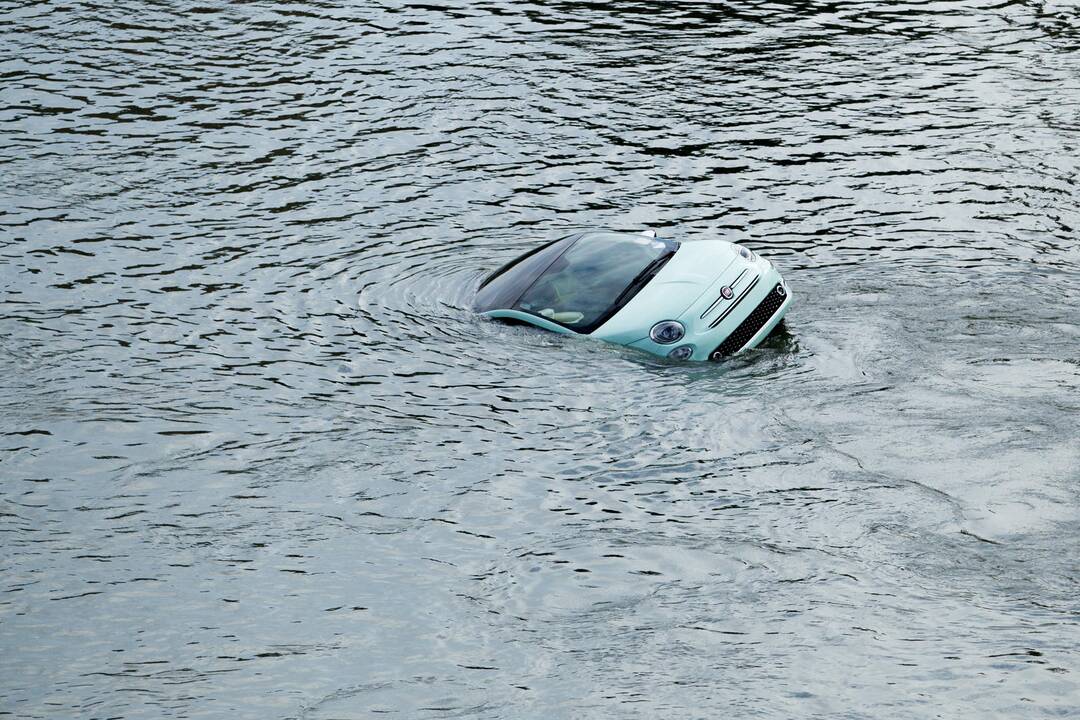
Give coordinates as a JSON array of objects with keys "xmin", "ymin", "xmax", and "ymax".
[
  {"xmin": 733, "ymin": 244, "xmax": 755, "ymax": 261},
  {"xmin": 650, "ymin": 320, "xmax": 685, "ymax": 344},
  {"xmin": 667, "ymin": 344, "xmax": 694, "ymax": 360}
]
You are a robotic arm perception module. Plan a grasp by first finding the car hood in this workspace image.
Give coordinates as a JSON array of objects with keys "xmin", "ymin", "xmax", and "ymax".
[{"xmin": 590, "ymin": 239, "xmax": 739, "ymax": 341}]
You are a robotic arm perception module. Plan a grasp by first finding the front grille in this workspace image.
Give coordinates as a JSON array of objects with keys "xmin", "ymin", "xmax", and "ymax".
[{"xmin": 709, "ymin": 283, "xmax": 787, "ymax": 359}]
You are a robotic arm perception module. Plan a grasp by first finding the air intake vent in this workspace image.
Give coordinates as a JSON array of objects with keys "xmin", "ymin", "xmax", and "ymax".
[{"xmin": 709, "ymin": 284, "xmax": 786, "ymax": 359}]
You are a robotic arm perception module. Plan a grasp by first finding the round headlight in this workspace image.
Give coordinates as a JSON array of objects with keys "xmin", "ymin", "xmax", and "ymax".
[
  {"xmin": 734, "ymin": 244, "xmax": 755, "ymax": 261},
  {"xmin": 667, "ymin": 344, "xmax": 694, "ymax": 360},
  {"xmin": 650, "ymin": 320, "xmax": 685, "ymax": 344}
]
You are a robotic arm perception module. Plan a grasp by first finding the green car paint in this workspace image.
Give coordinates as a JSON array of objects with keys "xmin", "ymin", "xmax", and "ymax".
[{"xmin": 475, "ymin": 231, "xmax": 792, "ymax": 361}]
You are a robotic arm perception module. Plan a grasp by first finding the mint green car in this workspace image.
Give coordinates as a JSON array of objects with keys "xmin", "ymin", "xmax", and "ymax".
[{"xmin": 474, "ymin": 230, "xmax": 792, "ymax": 361}]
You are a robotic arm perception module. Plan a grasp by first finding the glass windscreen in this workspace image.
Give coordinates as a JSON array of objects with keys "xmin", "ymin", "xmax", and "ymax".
[
  {"xmin": 473, "ymin": 235, "xmax": 578, "ymax": 314},
  {"xmin": 515, "ymin": 232, "xmax": 678, "ymax": 332}
]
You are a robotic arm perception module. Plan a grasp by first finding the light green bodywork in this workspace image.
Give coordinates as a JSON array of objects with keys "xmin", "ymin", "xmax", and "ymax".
[{"xmin": 485, "ymin": 238, "xmax": 792, "ymax": 361}]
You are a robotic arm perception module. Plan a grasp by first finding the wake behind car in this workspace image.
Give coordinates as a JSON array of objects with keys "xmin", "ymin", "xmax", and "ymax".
[{"xmin": 474, "ymin": 230, "xmax": 792, "ymax": 361}]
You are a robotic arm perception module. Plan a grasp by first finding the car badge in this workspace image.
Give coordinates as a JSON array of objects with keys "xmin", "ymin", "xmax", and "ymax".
[{"xmin": 720, "ymin": 286, "xmax": 734, "ymax": 300}]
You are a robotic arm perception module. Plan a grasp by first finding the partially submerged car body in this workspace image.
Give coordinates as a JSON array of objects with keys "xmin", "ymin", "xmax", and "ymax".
[{"xmin": 474, "ymin": 230, "xmax": 792, "ymax": 361}]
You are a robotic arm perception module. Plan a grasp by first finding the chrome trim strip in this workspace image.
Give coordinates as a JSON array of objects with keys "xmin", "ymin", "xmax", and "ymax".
[
  {"xmin": 699, "ymin": 268, "xmax": 748, "ymax": 319},
  {"xmin": 710, "ymin": 274, "xmax": 759, "ymax": 328},
  {"xmin": 699, "ymin": 296, "xmax": 722, "ymax": 320}
]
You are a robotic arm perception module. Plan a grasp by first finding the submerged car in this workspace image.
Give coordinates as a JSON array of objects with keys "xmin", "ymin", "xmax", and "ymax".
[{"xmin": 474, "ymin": 230, "xmax": 792, "ymax": 361}]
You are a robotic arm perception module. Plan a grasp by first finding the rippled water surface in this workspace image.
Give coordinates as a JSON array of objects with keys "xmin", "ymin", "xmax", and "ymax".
[{"xmin": 3, "ymin": 0, "xmax": 1080, "ymax": 717}]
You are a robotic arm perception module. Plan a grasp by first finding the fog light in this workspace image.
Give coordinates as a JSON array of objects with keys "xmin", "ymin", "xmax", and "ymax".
[
  {"xmin": 667, "ymin": 344, "xmax": 694, "ymax": 360},
  {"xmin": 650, "ymin": 320, "xmax": 685, "ymax": 344}
]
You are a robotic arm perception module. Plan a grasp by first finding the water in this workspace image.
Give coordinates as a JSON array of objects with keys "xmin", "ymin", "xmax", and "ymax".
[{"xmin": 2, "ymin": 0, "xmax": 1079, "ymax": 717}]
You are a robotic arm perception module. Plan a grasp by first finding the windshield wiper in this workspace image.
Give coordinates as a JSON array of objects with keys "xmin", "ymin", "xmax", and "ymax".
[{"xmin": 610, "ymin": 250, "xmax": 675, "ymax": 309}]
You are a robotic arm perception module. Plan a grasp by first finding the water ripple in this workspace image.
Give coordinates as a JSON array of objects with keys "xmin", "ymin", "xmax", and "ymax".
[{"xmin": 2, "ymin": 0, "xmax": 1079, "ymax": 717}]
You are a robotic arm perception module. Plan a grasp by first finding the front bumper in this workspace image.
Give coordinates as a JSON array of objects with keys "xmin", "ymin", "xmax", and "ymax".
[
  {"xmin": 707, "ymin": 281, "xmax": 791, "ymax": 360},
  {"xmin": 629, "ymin": 257, "xmax": 792, "ymax": 361}
]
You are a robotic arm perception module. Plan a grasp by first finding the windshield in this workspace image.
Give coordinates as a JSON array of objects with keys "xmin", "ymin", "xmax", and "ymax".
[
  {"xmin": 514, "ymin": 232, "xmax": 678, "ymax": 333},
  {"xmin": 473, "ymin": 234, "xmax": 580, "ymax": 314}
]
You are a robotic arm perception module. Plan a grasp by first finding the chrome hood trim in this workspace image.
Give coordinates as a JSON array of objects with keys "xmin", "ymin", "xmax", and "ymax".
[
  {"xmin": 708, "ymin": 272, "xmax": 760, "ymax": 328},
  {"xmin": 699, "ymin": 268, "xmax": 751, "ymax": 319}
]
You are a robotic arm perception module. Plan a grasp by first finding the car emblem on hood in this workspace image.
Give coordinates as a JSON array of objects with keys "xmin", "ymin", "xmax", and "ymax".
[{"xmin": 720, "ymin": 286, "xmax": 734, "ymax": 300}]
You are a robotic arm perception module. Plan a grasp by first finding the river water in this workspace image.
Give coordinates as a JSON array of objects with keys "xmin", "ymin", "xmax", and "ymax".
[{"xmin": 2, "ymin": 1, "xmax": 1079, "ymax": 717}]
